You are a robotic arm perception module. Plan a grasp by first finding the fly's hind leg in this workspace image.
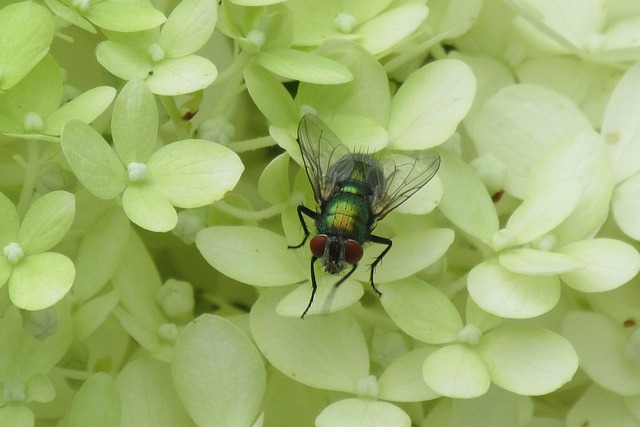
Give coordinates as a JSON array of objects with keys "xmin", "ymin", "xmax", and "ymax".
[
  {"xmin": 289, "ymin": 205, "xmax": 317, "ymax": 249},
  {"xmin": 367, "ymin": 234, "xmax": 393, "ymax": 297}
]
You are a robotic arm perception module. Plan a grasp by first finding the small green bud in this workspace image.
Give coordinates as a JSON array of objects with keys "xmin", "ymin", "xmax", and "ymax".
[
  {"xmin": 24, "ymin": 112, "xmax": 44, "ymax": 132},
  {"xmin": 156, "ymin": 279, "xmax": 195, "ymax": 320},
  {"xmin": 23, "ymin": 307, "xmax": 59, "ymax": 340},
  {"xmin": 334, "ymin": 13, "xmax": 357, "ymax": 33}
]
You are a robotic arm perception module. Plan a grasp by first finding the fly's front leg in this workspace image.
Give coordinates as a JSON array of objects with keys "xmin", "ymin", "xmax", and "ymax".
[
  {"xmin": 367, "ymin": 234, "xmax": 392, "ymax": 297},
  {"xmin": 289, "ymin": 205, "xmax": 317, "ymax": 249},
  {"xmin": 301, "ymin": 255, "xmax": 319, "ymax": 318}
]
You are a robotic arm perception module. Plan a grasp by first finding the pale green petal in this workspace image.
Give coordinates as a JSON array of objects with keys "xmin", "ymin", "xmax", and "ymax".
[
  {"xmin": 516, "ymin": 57, "xmax": 620, "ymax": 128},
  {"xmin": 0, "ymin": 55, "xmax": 63, "ymax": 131},
  {"xmin": 229, "ymin": 0, "xmax": 287, "ymax": 5},
  {"xmin": 0, "ymin": 257, "xmax": 11, "ymax": 288},
  {"xmin": 323, "ymin": 114, "xmax": 388, "ymax": 153},
  {"xmin": 196, "ymin": 226, "xmax": 305, "ymax": 286},
  {"xmin": 498, "ymin": 248, "xmax": 585, "ymax": 275},
  {"xmin": 250, "ymin": 290, "xmax": 369, "ymax": 393},
  {"xmin": 558, "ymin": 239, "xmax": 640, "ymax": 293},
  {"xmin": 380, "ymin": 278, "xmax": 463, "ymax": 344},
  {"xmin": 44, "ymin": 0, "xmax": 96, "ymax": 33},
  {"xmin": 563, "ymin": 311, "xmax": 640, "ymax": 395},
  {"xmin": 353, "ymin": 228, "xmax": 454, "ymax": 284},
  {"xmin": 276, "ymin": 277, "xmax": 363, "ymax": 317},
  {"xmin": 388, "ymin": 59, "xmax": 476, "ymax": 150},
  {"xmin": 526, "ymin": 130, "xmax": 613, "ymax": 244},
  {"xmin": 257, "ymin": 49, "xmax": 353, "ymax": 84},
  {"xmin": 244, "ymin": 64, "xmax": 298, "ymax": 128},
  {"xmin": 86, "ymin": 1, "xmax": 166, "ymax": 32},
  {"xmin": 451, "ymin": 386, "xmax": 535, "ymax": 427},
  {"xmin": 112, "ymin": 80, "xmax": 158, "ymax": 164},
  {"xmin": 159, "ymin": 0, "xmax": 217, "ymax": 57},
  {"xmin": 147, "ymin": 139, "xmax": 243, "ymax": 208},
  {"xmin": 296, "ymin": 40, "xmax": 391, "ymax": 125},
  {"xmin": 478, "ymin": 326, "xmax": 578, "ymax": 395},
  {"xmin": 73, "ymin": 208, "xmax": 131, "ymax": 303},
  {"xmin": 25, "ymin": 374, "xmax": 55, "ymax": 403},
  {"xmin": 0, "ymin": 405, "xmax": 34, "ymax": 427},
  {"xmin": 602, "ymin": 60, "xmax": 640, "ymax": 183},
  {"xmin": 437, "ymin": 148, "xmax": 499, "ymax": 242},
  {"xmin": 0, "ymin": 2, "xmax": 53, "ymax": 90},
  {"xmin": 507, "ymin": 0, "xmax": 605, "ymax": 52},
  {"xmin": 468, "ymin": 261, "xmax": 561, "ymax": 319},
  {"xmin": 423, "ymin": 344, "xmax": 490, "ymax": 398},
  {"xmin": 173, "ymin": 315, "xmax": 265, "ymax": 427},
  {"xmin": 20, "ymin": 191, "xmax": 75, "ymax": 254},
  {"xmin": 117, "ymin": 358, "xmax": 193, "ymax": 426},
  {"xmin": 146, "ymin": 56, "xmax": 217, "ymax": 95},
  {"xmin": 393, "ymin": 176, "xmax": 442, "ymax": 215},
  {"xmin": 378, "ymin": 347, "xmax": 440, "ymax": 402},
  {"xmin": 316, "ymin": 399, "xmax": 411, "ymax": 427},
  {"xmin": 258, "ymin": 153, "xmax": 291, "ymax": 205},
  {"xmin": 471, "ymin": 84, "xmax": 591, "ymax": 198},
  {"xmin": 454, "ymin": 53, "xmax": 515, "ymax": 135},
  {"xmin": 505, "ymin": 179, "xmax": 582, "ymax": 246},
  {"xmin": 9, "ymin": 252, "xmax": 75, "ymax": 310},
  {"xmin": 357, "ymin": 4, "xmax": 428, "ymax": 55},
  {"xmin": 72, "ymin": 289, "xmax": 121, "ymax": 341},
  {"xmin": 567, "ymin": 385, "xmax": 640, "ymax": 427},
  {"xmin": 96, "ymin": 42, "xmax": 152, "ymax": 81},
  {"xmin": 69, "ymin": 373, "xmax": 120, "ymax": 427},
  {"xmin": 429, "ymin": 0, "xmax": 483, "ymax": 40},
  {"xmin": 122, "ymin": 185, "xmax": 177, "ymax": 232},
  {"xmin": 0, "ymin": 192, "xmax": 20, "ymax": 244},
  {"xmin": 613, "ymin": 172, "xmax": 640, "ymax": 240},
  {"xmin": 112, "ymin": 307, "xmax": 162, "ymax": 358},
  {"xmin": 60, "ymin": 120, "xmax": 127, "ymax": 200},
  {"xmin": 44, "ymin": 86, "xmax": 117, "ymax": 136}
]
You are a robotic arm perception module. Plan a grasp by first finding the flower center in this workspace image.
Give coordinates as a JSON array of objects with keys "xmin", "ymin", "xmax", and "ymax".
[
  {"xmin": 334, "ymin": 13, "xmax": 357, "ymax": 33},
  {"xmin": 148, "ymin": 43, "xmax": 165, "ymax": 62},
  {"xmin": 3, "ymin": 242, "xmax": 24, "ymax": 265},
  {"xmin": 127, "ymin": 162, "xmax": 147, "ymax": 182},
  {"xmin": 24, "ymin": 112, "xmax": 44, "ymax": 132},
  {"xmin": 458, "ymin": 324, "xmax": 483, "ymax": 346},
  {"xmin": 355, "ymin": 375, "xmax": 379, "ymax": 399}
]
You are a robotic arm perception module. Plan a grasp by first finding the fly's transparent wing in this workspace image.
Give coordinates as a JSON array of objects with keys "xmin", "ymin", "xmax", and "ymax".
[
  {"xmin": 372, "ymin": 152, "xmax": 441, "ymax": 220},
  {"xmin": 297, "ymin": 114, "xmax": 353, "ymax": 204}
]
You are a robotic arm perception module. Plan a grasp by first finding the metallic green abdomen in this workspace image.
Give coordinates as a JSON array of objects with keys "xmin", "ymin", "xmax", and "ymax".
[{"xmin": 317, "ymin": 185, "xmax": 371, "ymax": 243}]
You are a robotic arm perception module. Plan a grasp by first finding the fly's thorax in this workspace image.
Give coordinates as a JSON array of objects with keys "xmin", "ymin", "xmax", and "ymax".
[{"xmin": 310, "ymin": 234, "xmax": 363, "ymax": 275}]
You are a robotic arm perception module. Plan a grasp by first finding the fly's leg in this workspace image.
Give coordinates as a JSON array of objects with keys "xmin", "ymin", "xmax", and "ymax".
[
  {"xmin": 367, "ymin": 234, "xmax": 393, "ymax": 297},
  {"xmin": 289, "ymin": 205, "xmax": 317, "ymax": 249},
  {"xmin": 334, "ymin": 263, "xmax": 358, "ymax": 287},
  {"xmin": 301, "ymin": 255, "xmax": 319, "ymax": 318}
]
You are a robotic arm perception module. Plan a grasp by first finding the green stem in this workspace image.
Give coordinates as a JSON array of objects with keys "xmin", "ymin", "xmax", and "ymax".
[
  {"xmin": 15, "ymin": 140, "xmax": 41, "ymax": 218},
  {"xmin": 159, "ymin": 96, "xmax": 190, "ymax": 140},
  {"xmin": 211, "ymin": 51, "xmax": 253, "ymax": 118},
  {"xmin": 214, "ymin": 200, "xmax": 288, "ymax": 221},
  {"xmin": 52, "ymin": 367, "xmax": 94, "ymax": 381},
  {"xmin": 227, "ymin": 135, "xmax": 277, "ymax": 153}
]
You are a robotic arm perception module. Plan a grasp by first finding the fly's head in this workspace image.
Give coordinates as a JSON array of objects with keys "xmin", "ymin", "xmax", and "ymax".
[{"xmin": 310, "ymin": 234, "xmax": 363, "ymax": 275}]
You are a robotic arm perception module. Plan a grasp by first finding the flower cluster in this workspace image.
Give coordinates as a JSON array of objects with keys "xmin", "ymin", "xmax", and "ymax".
[{"xmin": 1, "ymin": 0, "xmax": 640, "ymax": 426}]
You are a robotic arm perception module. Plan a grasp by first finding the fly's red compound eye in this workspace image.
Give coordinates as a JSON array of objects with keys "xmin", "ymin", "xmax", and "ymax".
[
  {"xmin": 310, "ymin": 235, "xmax": 327, "ymax": 259},
  {"xmin": 344, "ymin": 240, "xmax": 364, "ymax": 265}
]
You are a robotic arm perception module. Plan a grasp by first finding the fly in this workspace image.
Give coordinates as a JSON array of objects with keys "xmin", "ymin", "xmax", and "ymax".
[{"xmin": 289, "ymin": 114, "xmax": 441, "ymax": 318}]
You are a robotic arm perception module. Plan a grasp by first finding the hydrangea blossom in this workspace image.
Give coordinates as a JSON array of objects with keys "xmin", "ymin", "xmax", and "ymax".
[{"xmin": 2, "ymin": 0, "xmax": 640, "ymax": 426}]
